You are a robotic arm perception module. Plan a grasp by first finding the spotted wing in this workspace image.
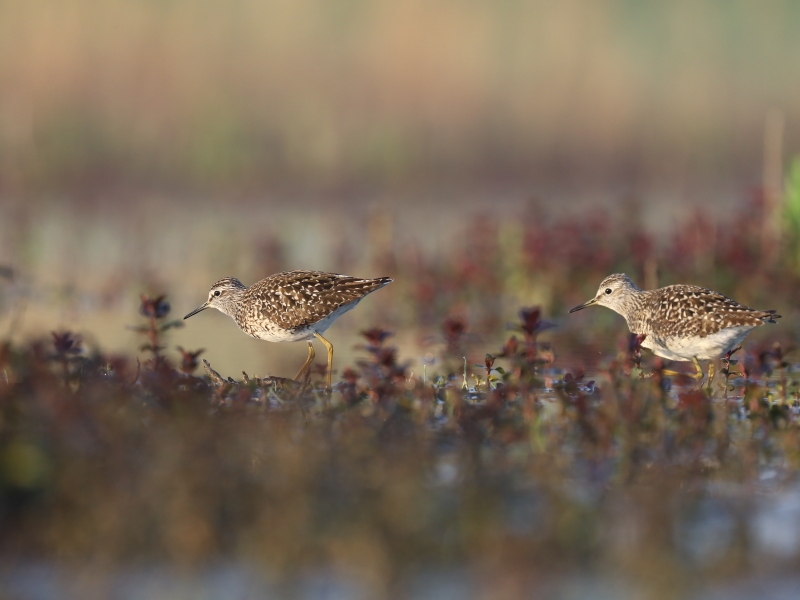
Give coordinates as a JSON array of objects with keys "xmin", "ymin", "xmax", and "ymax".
[
  {"xmin": 648, "ymin": 285, "xmax": 779, "ymax": 338},
  {"xmin": 247, "ymin": 271, "xmax": 392, "ymax": 331}
]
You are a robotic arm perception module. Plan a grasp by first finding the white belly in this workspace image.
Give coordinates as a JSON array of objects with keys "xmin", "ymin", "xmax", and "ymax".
[
  {"xmin": 248, "ymin": 299, "xmax": 362, "ymax": 343},
  {"xmin": 642, "ymin": 325, "xmax": 755, "ymax": 361}
]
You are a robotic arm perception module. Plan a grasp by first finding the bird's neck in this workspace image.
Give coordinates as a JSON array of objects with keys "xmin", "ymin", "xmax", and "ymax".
[
  {"xmin": 217, "ymin": 289, "xmax": 247, "ymax": 319},
  {"xmin": 616, "ymin": 289, "xmax": 649, "ymax": 333}
]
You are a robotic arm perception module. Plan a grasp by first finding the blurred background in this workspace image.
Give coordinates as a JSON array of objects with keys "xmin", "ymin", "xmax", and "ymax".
[
  {"xmin": 2, "ymin": 0, "xmax": 800, "ymax": 377},
  {"xmin": 2, "ymin": 0, "xmax": 800, "ymax": 193}
]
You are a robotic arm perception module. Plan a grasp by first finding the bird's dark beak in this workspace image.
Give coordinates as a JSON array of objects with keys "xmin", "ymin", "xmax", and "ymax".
[
  {"xmin": 569, "ymin": 297, "xmax": 599, "ymax": 313},
  {"xmin": 184, "ymin": 302, "xmax": 210, "ymax": 320}
]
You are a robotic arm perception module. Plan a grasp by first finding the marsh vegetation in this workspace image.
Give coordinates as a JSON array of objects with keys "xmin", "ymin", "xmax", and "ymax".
[{"xmin": 2, "ymin": 193, "xmax": 800, "ymax": 600}]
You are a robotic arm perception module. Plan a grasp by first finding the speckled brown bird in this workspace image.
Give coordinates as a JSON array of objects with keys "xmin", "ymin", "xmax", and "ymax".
[
  {"xmin": 569, "ymin": 273, "xmax": 780, "ymax": 381},
  {"xmin": 184, "ymin": 271, "xmax": 393, "ymax": 388}
]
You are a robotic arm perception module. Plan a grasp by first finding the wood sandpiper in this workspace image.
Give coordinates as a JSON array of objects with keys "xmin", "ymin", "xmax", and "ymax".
[
  {"xmin": 569, "ymin": 273, "xmax": 780, "ymax": 382},
  {"xmin": 184, "ymin": 270, "xmax": 393, "ymax": 389}
]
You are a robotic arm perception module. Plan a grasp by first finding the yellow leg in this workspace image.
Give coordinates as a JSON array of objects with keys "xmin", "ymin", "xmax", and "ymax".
[
  {"xmin": 314, "ymin": 332, "xmax": 333, "ymax": 390},
  {"xmin": 707, "ymin": 361, "xmax": 716, "ymax": 386},
  {"xmin": 662, "ymin": 357, "xmax": 704, "ymax": 380},
  {"xmin": 294, "ymin": 341, "xmax": 315, "ymax": 381},
  {"xmin": 691, "ymin": 356, "xmax": 704, "ymax": 379}
]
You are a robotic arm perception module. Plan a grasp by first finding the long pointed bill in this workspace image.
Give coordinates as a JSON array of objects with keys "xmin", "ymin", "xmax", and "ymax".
[
  {"xmin": 569, "ymin": 297, "xmax": 599, "ymax": 313},
  {"xmin": 184, "ymin": 302, "xmax": 210, "ymax": 319}
]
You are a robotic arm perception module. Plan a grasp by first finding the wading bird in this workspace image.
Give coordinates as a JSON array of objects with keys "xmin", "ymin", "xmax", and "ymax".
[
  {"xmin": 185, "ymin": 271, "xmax": 393, "ymax": 389},
  {"xmin": 569, "ymin": 273, "xmax": 780, "ymax": 382}
]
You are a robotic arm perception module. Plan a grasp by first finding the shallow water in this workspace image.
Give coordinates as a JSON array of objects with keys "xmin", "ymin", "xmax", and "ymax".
[{"xmin": 5, "ymin": 557, "xmax": 800, "ymax": 600}]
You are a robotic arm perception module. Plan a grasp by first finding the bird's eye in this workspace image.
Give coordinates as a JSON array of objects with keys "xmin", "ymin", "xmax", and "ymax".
[
  {"xmin": 604, "ymin": 288, "xmax": 612, "ymax": 295},
  {"xmin": 214, "ymin": 290, "xmax": 221, "ymax": 297}
]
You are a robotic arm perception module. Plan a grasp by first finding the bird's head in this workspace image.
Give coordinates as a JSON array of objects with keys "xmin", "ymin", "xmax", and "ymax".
[
  {"xmin": 569, "ymin": 273, "xmax": 641, "ymax": 315},
  {"xmin": 184, "ymin": 277, "xmax": 247, "ymax": 319}
]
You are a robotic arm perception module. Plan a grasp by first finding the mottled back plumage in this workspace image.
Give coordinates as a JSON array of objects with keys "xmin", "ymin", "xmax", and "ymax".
[{"xmin": 238, "ymin": 271, "xmax": 392, "ymax": 335}]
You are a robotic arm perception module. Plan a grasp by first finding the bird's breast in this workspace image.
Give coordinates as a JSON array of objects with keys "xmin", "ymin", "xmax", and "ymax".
[{"xmin": 643, "ymin": 325, "xmax": 755, "ymax": 361}]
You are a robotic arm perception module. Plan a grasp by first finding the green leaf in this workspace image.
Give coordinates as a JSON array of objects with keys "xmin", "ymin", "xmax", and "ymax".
[
  {"xmin": 493, "ymin": 366, "xmax": 505, "ymax": 374},
  {"xmin": 783, "ymin": 156, "xmax": 800, "ymax": 272}
]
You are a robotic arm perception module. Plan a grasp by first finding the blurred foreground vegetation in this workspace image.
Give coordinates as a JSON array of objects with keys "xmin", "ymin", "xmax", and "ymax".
[{"xmin": 1, "ymin": 292, "xmax": 800, "ymax": 600}]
